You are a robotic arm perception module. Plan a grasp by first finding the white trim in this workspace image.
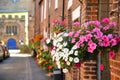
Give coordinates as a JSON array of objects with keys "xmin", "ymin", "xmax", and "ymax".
[
  {"xmin": 72, "ymin": 6, "xmax": 80, "ymax": 21},
  {"xmin": 44, "ymin": 0, "xmax": 46, "ymax": 19},
  {"xmin": 67, "ymin": 0, "xmax": 73, "ymax": 9},
  {"xmin": 55, "ymin": 0, "xmax": 58, "ymax": 9}
]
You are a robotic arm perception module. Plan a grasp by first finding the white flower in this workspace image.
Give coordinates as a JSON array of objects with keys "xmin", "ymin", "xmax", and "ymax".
[
  {"xmin": 57, "ymin": 32, "xmax": 63, "ymax": 37},
  {"xmin": 53, "ymin": 40, "xmax": 57, "ymax": 46},
  {"xmin": 74, "ymin": 57, "xmax": 79, "ymax": 63},
  {"xmin": 46, "ymin": 39, "xmax": 51, "ymax": 44},
  {"xmin": 69, "ymin": 50, "xmax": 74, "ymax": 55},
  {"xmin": 63, "ymin": 42, "xmax": 67, "ymax": 47},
  {"xmin": 56, "ymin": 43, "xmax": 61, "ymax": 47},
  {"xmin": 58, "ymin": 45, "xmax": 63, "ymax": 49},
  {"xmin": 58, "ymin": 37, "xmax": 63, "ymax": 42},
  {"xmin": 69, "ymin": 57, "xmax": 73, "ymax": 62},
  {"xmin": 62, "ymin": 48, "xmax": 69, "ymax": 53},
  {"xmin": 63, "ymin": 33, "xmax": 68, "ymax": 37},
  {"xmin": 51, "ymin": 50, "xmax": 55, "ymax": 56},
  {"xmin": 63, "ymin": 68, "xmax": 68, "ymax": 73},
  {"xmin": 72, "ymin": 45, "xmax": 77, "ymax": 50},
  {"xmin": 74, "ymin": 51, "xmax": 78, "ymax": 56},
  {"xmin": 66, "ymin": 61, "xmax": 70, "ymax": 65}
]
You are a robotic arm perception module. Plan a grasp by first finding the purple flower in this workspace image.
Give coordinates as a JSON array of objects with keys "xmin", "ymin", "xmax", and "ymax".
[{"xmin": 108, "ymin": 34, "xmax": 113, "ymax": 39}]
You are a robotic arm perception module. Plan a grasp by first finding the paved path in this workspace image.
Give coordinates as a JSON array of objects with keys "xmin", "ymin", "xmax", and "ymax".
[{"xmin": 0, "ymin": 53, "xmax": 52, "ymax": 80}]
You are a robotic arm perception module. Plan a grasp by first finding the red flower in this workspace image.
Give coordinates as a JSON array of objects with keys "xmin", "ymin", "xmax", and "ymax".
[
  {"xmin": 109, "ymin": 51, "xmax": 115, "ymax": 58},
  {"xmin": 74, "ymin": 62, "xmax": 83, "ymax": 68},
  {"xmin": 100, "ymin": 64, "xmax": 104, "ymax": 70}
]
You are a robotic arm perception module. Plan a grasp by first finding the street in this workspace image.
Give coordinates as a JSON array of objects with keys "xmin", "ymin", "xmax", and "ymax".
[{"xmin": 0, "ymin": 53, "xmax": 52, "ymax": 80}]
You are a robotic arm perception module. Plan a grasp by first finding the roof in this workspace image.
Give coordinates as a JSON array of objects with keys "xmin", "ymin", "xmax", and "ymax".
[{"xmin": 0, "ymin": 10, "xmax": 28, "ymax": 13}]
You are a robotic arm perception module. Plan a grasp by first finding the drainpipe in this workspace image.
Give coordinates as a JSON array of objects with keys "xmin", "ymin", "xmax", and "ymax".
[
  {"xmin": 97, "ymin": 0, "xmax": 101, "ymax": 80},
  {"xmin": 48, "ymin": 0, "xmax": 50, "ymax": 38},
  {"xmin": 62, "ymin": 0, "xmax": 65, "ymax": 20}
]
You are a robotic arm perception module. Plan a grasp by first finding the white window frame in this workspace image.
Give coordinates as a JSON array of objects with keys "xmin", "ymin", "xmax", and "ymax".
[
  {"xmin": 72, "ymin": 6, "xmax": 80, "ymax": 21},
  {"xmin": 68, "ymin": 0, "xmax": 73, "ymax": 10},
  {"xmin": 55, "ymin": 0, "xmax": 58, "ymax": 9},
  {"xmin": 44, "ymin": 0, "xmax": 47, "ymax": 19}
]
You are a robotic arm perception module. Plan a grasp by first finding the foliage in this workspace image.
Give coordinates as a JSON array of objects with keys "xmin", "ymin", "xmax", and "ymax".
[{"xmin": 52, "ymin": 19, "xmax": 67, "ymax": 33}]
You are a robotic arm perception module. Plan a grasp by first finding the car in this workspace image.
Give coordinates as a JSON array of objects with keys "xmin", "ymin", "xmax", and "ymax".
[
  {"xmin": 0, "ymin": 46, "xmax": 3, "ymax": 62},
  {"xmin": 0, "ymin": 45, "xmax": 10, "ymax": 59}
]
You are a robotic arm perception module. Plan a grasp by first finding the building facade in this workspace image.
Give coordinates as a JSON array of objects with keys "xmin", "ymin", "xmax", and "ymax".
[
  {"xmin": 0, "ymin": 0, "xmax": 34, "ymax": 49},
  {"xmin": 34, "ymin": 0, "xmax": 120, "ymax": 80}
]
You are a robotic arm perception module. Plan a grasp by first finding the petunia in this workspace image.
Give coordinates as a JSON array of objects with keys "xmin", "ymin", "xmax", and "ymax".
[
  {"xmin": 71, "ymin": 38, "xmax": 76, "ymax": 43},
  {"xmin": 68, "ymin": 31, "xmax": 74, "ymax": 36},
  {"xmin": 74, "ymin": 57, "xmax": 79, "ymax": 63},
  {"xmin": 109, "ymin": 51, "xmax": 115, "ymax": 58},
  {"xmin": 100, "ymin": 64, "xmax": 104, "ymax": 70},
  {"xmin": 73, "ymin": 21, "xmax": 80, "ymax": 27},
  {"xmin": 111, "ymin": 39, "xmax": 117, "ymax": 46},
  {"xmin": 101, "ymin": 18, "xmax": 110, "ymax": 23},
  {"xmin": 62, "ymin": 68, "xmax": 68, "ymax": 73}
]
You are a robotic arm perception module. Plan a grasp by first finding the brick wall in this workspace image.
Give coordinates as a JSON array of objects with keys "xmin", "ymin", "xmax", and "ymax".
[
  {"xmin": 110, "ymin": 59, "xmax": 120, "ymax": 80},
  {"xmin": 65, "ymin": 60, "xmax": 97, "ymax": 80}
]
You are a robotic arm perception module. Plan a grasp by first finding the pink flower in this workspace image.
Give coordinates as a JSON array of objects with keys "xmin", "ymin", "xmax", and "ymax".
[
  {"xmin": 73, "ymin": 21, "xmax": 80, "ymax": 27},
  {"xmin": 92, "ymin": 27, "xmax": 100, "ymax": 33},
  {"xmin": 109, "ymin": 22, "xmax": 116, "ymax": 27},
  {"xmin": 86, "ymin": 34, "xmax": 92, "ymax": 40},
  {"xmin": 53, "ymin": 19, "xmax": 59, "ymax": 23},
  {"xmin": 88, "ymin": 47, "xmax": 94, "ymax": 53},
  {"xmin": 101, "ymin": 18, "xmax": 110, "ymax": 23},
  {"xmin": 111, "ymin": 39, "xmax": 117, "ymax": 46},
  {"xmin": 68, "ymin": 31, "xmax": 74, "ymax": 36},
  {"xmin": 109, "ymin": 51, "xmax": 115, "ymax": 58},
  {"xmin": 103, "ymin": 39, "xmax": 110, "ymax": 47},
  {"xmin": 103, "ymin": 26, "xmax": 109, "ymax": 31},
  {"xmin": 75, "ymin": 42, "xmax": 81, "ymax": 48},
  {"xmin": 108, "ymin": 34, "xmax": 113, "ymax": 39},
  {"xmin": 88, "ymin": 41, "xmax": 97, "ymax": 53},
  {"xmin": 71, "ymin": 38, "xmax": 76, "ymax": 43},
  {"xmin": 94, "ymin": 20, "xmax": 101, "ymax": 27},
  {"xmin": 100, "ymin": 64, "xmax": 104, "ymax": 70},
  {"xmin": 61, "ymin": 19, "xmax": 66, "ymax": 26},
  {"xmin": 74, "ymin": 32, "xmax": 79, "ymax": 37}
]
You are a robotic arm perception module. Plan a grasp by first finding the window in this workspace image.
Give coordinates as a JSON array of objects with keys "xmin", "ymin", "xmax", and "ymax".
[
  {"xmin": 6, "ymin": 26, "xmax": 17, "ymax": 35},
  {"xmin": 2, "ymin": 15, "xmax": 5, "ymax": 19},
  {"xmin": 15, "ymin": 15, "xmax": 18, "ymax": 19},
  {"xmin": 8, "ymin": 15, "xmax": 12, "ymax": 19},
  {"xmin": 55, "ymin": 0, "xmax": 58, "ymax": 9},
  {"xmin": 21, "ymin": 15, "xmax": 25, "ymax": 20}
]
